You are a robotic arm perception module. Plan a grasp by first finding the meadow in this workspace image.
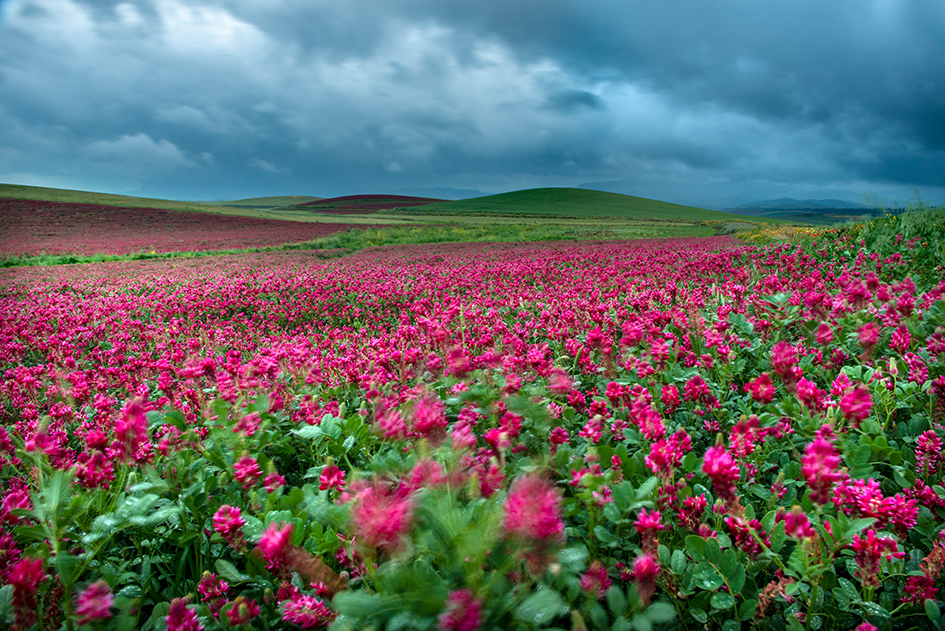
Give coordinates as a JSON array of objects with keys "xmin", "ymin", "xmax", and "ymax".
[{"xmin": 1, "ymin": 185, "xmax": 944, "ymax": 630}]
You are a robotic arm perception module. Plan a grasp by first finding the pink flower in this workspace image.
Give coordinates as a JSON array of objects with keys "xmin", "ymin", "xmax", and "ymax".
[
  {"xmin": 410, "ymin": 394, "xmax": 447, "ymax": 440},
  {"xmin": 115, "ymin": 397, "xmax": 149, "ymax": 461},
  {"xmin": 75, "ymin": 580, "xmax": 114, "ymax": 625},
  {"xmin": 225, "ymin": 597, "xmax": 261, "ymax": 626},
  {"xmin": 916, "ymin": 430, "xmax": 942, "ymax": 478},
  {"xmin": 8, "ymin": 557, "xmax": 47, "ymax": 630},
  {"xmin": 815, "ymin": 323, "xmax": 834, "ymax": 345},
  {"xmin": 264, "ymin": 471, "xmax": 287, "ymax": 492},
  {"xmin": 437, "ymin": 588, "xmax": 483, "ymax": 631},
  {"xmin": 801, "ymin": 431, "xmax": 841, "ymax": 505},
  {"xmin": 258, "ymin": 522, "xmax": 295, "ymax": 571},
  {"xmin": 635, "ymin": 509, "xmax": 665, "ymax": 554},
  {"xmin": 858, "ymin": 322, "xmax": 881, "ymax": 349},
  {"xmin": 503, "ymin": 474, "xmax": 565, "ymax": 545},
  {"xmin": 197, "ymin": 572, "xmax": 230, "ymax": 618},
  {"xmin": 729, "ymin": 415, "xmax": 762, "ymax": 458},
  {"xmin": 580, "ymin": 560, "xmax": 613, "ymax": 600},
  {"xmin": 631, "ymin": 553, "xmax": 660, "ymax": 606},
  {"xmin": 213, "ymin": 505, "xmax": 246, "ymax": 548},
  {"xmin": 234, "ymin": 455, "xmax": 263, "ymax": 489},
  {"xmin": 770, "ymin": 342, "xmax": 798, "ymax": 381},
  {"xmin": 796, "ymin": 378, "xmax": 826, "ymax": 414},
  {"xmin": 839, "ymin": 385, "xmax": 872, "ymax": 424},
  {"xmin": 502, "ymin": 474, "xmax": 565, "ymax": 572},
  {"xmin": 319, "ymin": 465, "xmax": 346, "ymax": 492},
  {"xmin": 281, "ymin": 594, "xmax": 335, "ymax": 628},
  {"xmin": 890, "ymin": 324, "xmax": 911, "ymax": 354},
  {"xmin": 660, "ymin": 384, "xmax": 680, "ymax": 414},
  {"xmin": 850, "ymin": 530, "xmax": 903, "ymax": 589},
  {"xmin": 350, "ymin": 482, "xmax": 414, "ymax": 555},
  {"xmin": 745, "ymin": 373, "xmax": 775, "ymax": 404},
  {"xmin": 166, "ymin": 597, "xmax": 204, "ymax": 631},
  {"xmin": 234, "ymin": 412, "xmax": 261, "ymax": 437},
  {"xmin": 702, "ymin": 445, "xmax": 739, "ymax": 504},
  {"xmin": 776, "ymin": 507, "xmax": 815, "ymax": 539},
  {"xmin": 548, "ymin": 369, "xmax": 573, "ymax": 395}
]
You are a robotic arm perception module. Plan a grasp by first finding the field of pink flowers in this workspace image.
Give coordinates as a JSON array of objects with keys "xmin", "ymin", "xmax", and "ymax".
[
  {"xmin": 0, "ymin": 199, "xmax": 383, "ymax": 257},
  {"xmin": 1, "ymin": 216, "xmax": 944, "ymax": 631}
]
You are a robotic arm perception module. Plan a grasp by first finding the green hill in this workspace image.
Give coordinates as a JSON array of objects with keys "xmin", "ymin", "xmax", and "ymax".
[
  {"xmin": 0, "ymin": 183, "xmax": 229, "ymax": 213},
  {"xmin": 390, "ymin": 188, "xmax": 777, "ymax": 222},
  {"xmin": 207, "ymin": 195, "xmax": 323, "ymax": 207}
]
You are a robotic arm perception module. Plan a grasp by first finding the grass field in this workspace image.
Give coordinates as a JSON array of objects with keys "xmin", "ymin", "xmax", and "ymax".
[
  {"xmin": 386, "ymin": 187, "xmax": 777, "ymax": 223},
  {"xmin": 205, "ymin": 195, "xmax": 323, "ymax": 207}
]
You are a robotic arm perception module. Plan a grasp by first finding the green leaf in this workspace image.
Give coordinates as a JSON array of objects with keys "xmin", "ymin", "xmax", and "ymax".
[
  {"xmin": 607, "ymin": 585, "xmax": 627, "ymax": 617},
  {"xmin": 594, "ymin": 525, "xmax": 614, "ymax": 544},
  {"xmin": 685, "ymin": 535, "xmax": 706, "ymax": 560},
  {"xmin": 769, "ymin": 521, "xmax": 787, "ymax": 552},
  {"xmin": 514, "ymin": 589, "xmax": 568, "ymax": 626},
  {"xmin": 711, "ymin": 592, "xmax": 736, "ymax": 611},
  {"xmin": 635, "ymin": 476, "xmax": 658, "ymax": 501},
  {"xmin": 632, "ymin": 613, "xmax": 652, "ymax": 631},
  {"xmin": 739, "ymin": 599, "xmax": 758, "ymax": 621},
  {"xmin": 559, "ymin": 545, "xmax": 589, "ymax": 573},
  {"xmin": 689, "ymin": 608, "xmax": 708, "ymax": 624},
  {"xmin": 925, "ymin": 598, "xmax": 941, "ymax": 623},
  {"xmin": 292, "ymin": 424, "xmax": 323, "ymax": 439},
  {"xmin": 214, "ymin": 559, "xmax": 251, "ymax": 584},
  {"xmin": 670, "ymin": 549, "xmax": 687, "ymax": 575},
  {"xmin": 704, "ymin": 537, "xmax": 721, "ymax": 563},
  {"xmin": 644, "ymin": 601, "xmax": 676, "ymax": 623}
]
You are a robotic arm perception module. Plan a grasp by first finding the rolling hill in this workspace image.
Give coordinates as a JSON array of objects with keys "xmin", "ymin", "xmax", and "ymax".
[
  {"xmin": 0, "ymin": 183, "xmax": 226, "ymax": 213},
  {"xmin": 206, "ymin": 195, "xmax": 323, "ymax": 207},
  {"xmin": 388, "ymin": 188, "xmax": 775, "ymax": 222}
]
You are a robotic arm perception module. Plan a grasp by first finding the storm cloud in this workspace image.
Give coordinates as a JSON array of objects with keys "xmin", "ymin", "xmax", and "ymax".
[{"xmin": 0, "ymin": 0, "xmax": 942, "ymax": 206}]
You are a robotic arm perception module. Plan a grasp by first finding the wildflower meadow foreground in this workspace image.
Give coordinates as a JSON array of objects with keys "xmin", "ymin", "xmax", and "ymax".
[{"xmin": 1, "ymin": 213, "xmax": 945, "ymax": 631}]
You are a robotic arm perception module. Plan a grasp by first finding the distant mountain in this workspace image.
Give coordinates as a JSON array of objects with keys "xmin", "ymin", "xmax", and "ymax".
[
  {"xmin": 735, "ymin": 198, "xmax": 868, "ymax": 210},
  {"xmin": 395, "ymin": 187, "xmax": 484, "ymax": 200}
]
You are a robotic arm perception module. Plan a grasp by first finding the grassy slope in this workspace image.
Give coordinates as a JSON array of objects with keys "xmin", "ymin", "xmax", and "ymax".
[
  {"xmin": 398, "ymin": 187, "xmax": 779, "ymax": 222},
  {"xmin": 206, "ymin": 195, "xmax": 323, "ymax": 207},
  {"xmin": 0, "ymin": 183, "xmax": 229, "ymax": 213}
]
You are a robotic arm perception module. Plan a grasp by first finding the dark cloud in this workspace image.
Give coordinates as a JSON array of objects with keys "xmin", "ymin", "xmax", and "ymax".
[{"xmin": 0, "ymin": 0, "xmax": 942, "ymax": 204}]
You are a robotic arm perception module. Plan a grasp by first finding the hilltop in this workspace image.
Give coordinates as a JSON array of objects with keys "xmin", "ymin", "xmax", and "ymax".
[{"xmin": 388, "ymin": 187, "xmax": 775, "ymax": 222}]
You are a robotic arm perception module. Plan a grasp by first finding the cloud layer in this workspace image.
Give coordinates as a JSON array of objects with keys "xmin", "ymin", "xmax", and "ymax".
[{"xmin": 0, "ymin": 0, "xmax": 943, "ymax": 205}]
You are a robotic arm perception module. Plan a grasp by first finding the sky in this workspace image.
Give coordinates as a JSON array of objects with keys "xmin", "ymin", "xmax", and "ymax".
[{"xmin": 0, "ymin": 0, "xmax": 943, "ymax": 208}]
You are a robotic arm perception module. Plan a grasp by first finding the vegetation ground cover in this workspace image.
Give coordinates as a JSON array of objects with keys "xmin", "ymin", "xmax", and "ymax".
[
  {"xmin": 0, "ymin": 199, "xmax": 392, "ymax": 258},
  {"xmin": 388, "ymin": 188, "xmax": 774, "ymax": 223},
  {"xmin": 1, "ymin": 207, "xmax": 944, "ymax": 630}
]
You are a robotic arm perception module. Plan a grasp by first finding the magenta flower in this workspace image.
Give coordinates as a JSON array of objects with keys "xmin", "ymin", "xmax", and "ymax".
[
  {"xmin": 257, "ymin": 521, "xmax": 295, "ymax": 571},
  {"xmin": 166, "ymin": 597, "xmax": 204, "ymax": 631},
  {"xmin": 437, "ymin": 588, "xmax": 483, "ymax": 631},
  {"xmin": 580, "ymin": 561, "xmax": 613, "ymax": 600},
  {"xmin": 319, "ymin": 464, "xmax": 346, "ymax": 492},
  {"xmin": 225, "ymin": 597, "xmax": 261, "ymax": 626},
  {"xmin": 631, "ymin": 553, "xmax": 660, "ymax": 606},
  {"xmin": 850, "ymin": 530, "xmax": 904, "ymax": 589},
  {"xmin": 858, "ymin": 322, "xmax": 881, "ymax": 349},
  {"xmin": 281, "ymin": 593, "xmax": 335, "ymax": 628},
  {"xmin": 745, "ymin": 372, "xmax": 775, "ymax": 404},
  {"xmin": 234, "ymin": 455, "xmax": 262, "ymax": 489},
  {"xmin": 213, "ymin": 505, "xmax": 246, "ymax": 548},
  {"xmin": 349, "ymin": 482, "xmax": 414, "ymax": 555},
  {"xmin": 702, "ymin": 445, "xmax": 739, "ymax": 504},
  {"xmin": 115, "ymin": 397, "xmax": 149, "ymax": 461},
  {"xmin": 502, "ymin": 474, "xmax": 565, "ymax": 572},
  {"xmin": 890, "ymin": 324, "xmax": 911, "ymax": 354},
  {"xmin": 801, "ymin": 431, "xmax": 841, "ymax": 505},
  {"xmin": 197, "ymin": 571, "xmax": 230, "ymax": 619},
  {"xmin": 264, "ymin": 471, "xmax": 287, "ymax": 492},
  {"xmin": 839, "ymin": 385, "xmax": 872, "ymax": 424},
  {"xmin": 8, "ymin": 557, "xmax": 47, "ymax": 630},
  {"xmin": 74, "ymin": 580, "xmax": 114, "ymax": 625},
  {"xmin": 770, "ymin": 341, "xmax": 798, "ymax": 381}
]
